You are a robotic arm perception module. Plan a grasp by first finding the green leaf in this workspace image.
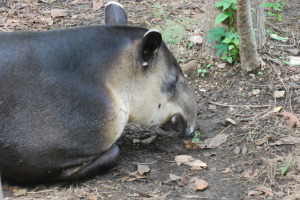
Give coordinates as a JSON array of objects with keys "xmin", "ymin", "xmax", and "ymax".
[
  {"xmin": 223, "ymin": 37, "xmax": 232, "ymax": 43},
  {"xmin": 197, "ymin": 69, "xmax": 203, "ymax": 73},
  {"xmin": 221, "ymin": 54, "xmax": 228, "ymax": 60},
  {"xmin": 227, "ymin": 57, "xmax": 233, "ymax": 63},
  {"xmin": 212, "ymin": 43, "xmax": 228, "ymax": 56},
  {"xmin": 232, "ymin": 38, "xmax": 239, "ymax": 46},
  {"xmin": 222, "ymin": 2, "xmax": 231, "ymax": 11},
  {"xmin": 215, "ymin": 1, "xmax": 225, "ymax": 8},
  {"xmin": 281, "ymin": 164, "xmax": 291, "ymax": 176},
  {"xmin": 228, "ymin": 45, "xmax": 235, "ymax": 50},
  {"xmin": 202, "ymin": 69, "xmax": 207, "ymax": 73},
  {"xmin": 215, "ymin": 13, "xmax": 229, "ymax": 26},
  {"xmin": 260, "ymin": 2, "xmax": 273, "ymax": 7},
  {"xmin": 232, "ymin": 4, "xmax": 237, "ymax": 10},
  {"xmin": 278, "ymin": 14, "xmax": 282, "ymax": 22},
  {"xmin": 201, "ymin": 73, "xmax": 205, "ymax": 77}
]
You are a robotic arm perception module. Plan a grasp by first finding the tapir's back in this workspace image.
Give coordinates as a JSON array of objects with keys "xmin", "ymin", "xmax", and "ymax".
[{"xmin": 0, "ymin": 25, "xmax": 148, "ymax": 182}]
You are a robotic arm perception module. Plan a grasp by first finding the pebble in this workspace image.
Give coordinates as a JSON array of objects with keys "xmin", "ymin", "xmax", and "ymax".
[
  {"xmin": 236, "ymin": 166, "xmax": 243, "ymax": 173},
  {"xmin": 274, "ymin": 91, "xmax": 285, "ymax": 98},
  {"xmin": 242, "ymin": 146, "xmax": 248, "ymax": 155},
  {"xmin": 233, "ymin": 146, "xmax": 241, "ymax": 155}
]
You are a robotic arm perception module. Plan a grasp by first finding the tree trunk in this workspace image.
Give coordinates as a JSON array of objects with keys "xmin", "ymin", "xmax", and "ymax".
[
  {"xmin": 255, "ymin": 0, "xmax": 266, "ymax": 49},
  {"xmin": 237, "ymin": 0, "xmax": 260, "ymax": 73},
  {"xmin": 202, "ymin": 0, "xmax": 219, "ymax": 57}
]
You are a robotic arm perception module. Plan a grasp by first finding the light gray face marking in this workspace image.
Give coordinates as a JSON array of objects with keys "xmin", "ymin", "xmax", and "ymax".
[{"xmin": 105, "ymin": 1, "xmax": 124, "ymax": 9}]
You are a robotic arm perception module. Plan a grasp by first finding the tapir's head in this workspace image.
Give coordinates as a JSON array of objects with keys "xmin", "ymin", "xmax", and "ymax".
[{"xmin": 128, "ymin": 29, "xmax": 197, "ymax": 136}]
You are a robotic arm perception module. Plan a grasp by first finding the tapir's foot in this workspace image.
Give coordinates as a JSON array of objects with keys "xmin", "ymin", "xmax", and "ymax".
[{"xmin": 55, "ymin": 144, "xmax": 119, "ymax": 182}]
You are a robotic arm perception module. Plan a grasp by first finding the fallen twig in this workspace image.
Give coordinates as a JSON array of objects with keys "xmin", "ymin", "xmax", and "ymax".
[{"xmin": 209, "ymin": 101, "xmax": 272, "ymax": 108}]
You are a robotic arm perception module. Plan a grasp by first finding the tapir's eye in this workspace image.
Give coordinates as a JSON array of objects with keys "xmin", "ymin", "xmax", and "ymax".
[{"xmin": 168, "ymin": 74, "xmax": 179, "ymax": 94}]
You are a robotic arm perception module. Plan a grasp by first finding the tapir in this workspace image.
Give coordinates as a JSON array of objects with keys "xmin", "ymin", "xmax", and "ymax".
[
  {"xmin": 105, "ymin": 1, "xmax": 128, "ymax": 25},
  {"xmin": 0, "ymin": 7, "xmax": 197, "ymax": 184}
]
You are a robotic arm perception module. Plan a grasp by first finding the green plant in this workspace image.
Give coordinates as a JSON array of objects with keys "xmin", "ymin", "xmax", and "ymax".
[
  {"xmin": 258, "ymin": 70, "xmax": 263, "ymax": 75},
  {"xmin": 260, "ymin": 0, "xmax": 289, "ymax": 22},
  {"xmin": 280, "ymin": 56, "xmax": 291, "ymax": 66},
  {"xmin": 281, "ymin": 164, "xmax": 291, "ymax": 176},
  {"xmin": 197, "ymin": 68, "xmax": 207, "ymax": 77},
  {"xmin": 206, "ymin": 0, "xmax": 239, "ymax": 64},
  {"xmin": 206, "ymin": 64, "xmax": 212, "ymax": 68},
  {"xmin": 152, "ymin": 3, "xmax": 167, "ymax": 19},
  {"xmin": 192, "ymin": 131, "xmax": 201, "ymax": 142},
  {"xmin": 179, "ymin": 58, "xmax": 187, "ymax": 63}
]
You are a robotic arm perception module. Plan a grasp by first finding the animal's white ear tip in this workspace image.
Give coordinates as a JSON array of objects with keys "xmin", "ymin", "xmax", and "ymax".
[
  {"xmin": 105, "ymin": 1, "xmax": 124, "ymax": 9},
  {"xmin": 144, "ymin": 29, "xmax": 161, "ymax": 37}
]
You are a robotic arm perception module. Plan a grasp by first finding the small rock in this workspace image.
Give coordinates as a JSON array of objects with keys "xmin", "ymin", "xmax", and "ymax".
[
  {"xmin": 208, "ymin": 104, "xmax": 217, "ymax": 110},
  {"xmin": 202, "ymin": 92, "xmax": 211, "ymax": 97},
  {"xmin": 182, "ymin": 4, "xmax": 189, "ymax": 9},
  {"xmin": 289, "ymin": 56, "xmax": 300, "ymax": 66},
  {"xmin": 286, "ymin": 48, "xmax": 299, "ymax": 56},
  {"xmin": 193, "ymin": 45, "xmax": 201, "ymax": 51},
  {"xmin": 181, "ymin": 60, "xmax": 197, "ymax": 72},
  {"xmin": 233, "ymin": 146, "xmax": 241, "ymax": 155},
  {"xmin": 210, "ymin": 167, "xmax": 217, "ymax": 172},
  {"xmin": 242, "ymin": 146, "xmax": 248, "ymax": 155},
  {"xmin": 236, "ymin": 166, "xmax": 243, "ymax": 173},
  {"xmin": 217, "ymin": 63, "xmax": 226, "ymax": 69},
  {"xmin": 289, "ymin": 82, "xmax": 297, "ymax": 87},
  {"xmin": 133, "ymin": 139, "xmax": 140, "ymax": 144},
  {"xmin": 274, "ymin": 91, "xmax": 285, "ymax": 98},
  {"xmin": 189, "ymin": 35, "xmax": 203, "ymax": 45},
  {"xmin": 221, "ymin": 120, "xmax": 227, "ymax": 126},
  {"xmin": 252, "ymin": 89, "xmax": 261, "ymax": 96},
  {"xmin": 222, "ymin": 92, "xmax": 228, "ymax": 98}
]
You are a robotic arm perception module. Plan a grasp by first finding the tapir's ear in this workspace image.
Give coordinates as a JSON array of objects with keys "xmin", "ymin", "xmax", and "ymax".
[{"xmin": 139, "ymin": 30, "xmax": 162, "ymax": 68}]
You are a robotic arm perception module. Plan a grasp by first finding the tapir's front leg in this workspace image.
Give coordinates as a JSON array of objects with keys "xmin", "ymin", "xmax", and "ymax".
[{"xmin": 53, "ymin": 144, "xmax": 119, "ymax": 182}]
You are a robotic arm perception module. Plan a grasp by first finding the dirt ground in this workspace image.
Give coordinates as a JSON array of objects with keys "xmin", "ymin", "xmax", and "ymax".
[{"xmin": 1, "ymin": 0, "xmax": 299, "ymax": 199}]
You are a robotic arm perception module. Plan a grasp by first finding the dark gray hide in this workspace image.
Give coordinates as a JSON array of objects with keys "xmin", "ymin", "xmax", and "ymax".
[{"xmin": 0, "ymin": 25, "xmax": 197, "ymax": 183}]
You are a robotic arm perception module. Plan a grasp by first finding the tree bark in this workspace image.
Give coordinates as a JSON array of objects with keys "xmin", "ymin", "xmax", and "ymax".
[
  {"xmin": 255, "ymin": 0, "xmax": 266, "ymax": 49},
  {"xmin": 237, "ymin": 0, "xmax": 260, "ymax": 73},
  {"xmin": 202, "ymin": 0, "xmax": 219, "ymax": 57}
]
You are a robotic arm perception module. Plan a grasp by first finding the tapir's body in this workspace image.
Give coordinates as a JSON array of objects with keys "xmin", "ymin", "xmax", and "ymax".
[{"xmin": 0, "ymin": 25, "xmax": 196, "ymax": 183}]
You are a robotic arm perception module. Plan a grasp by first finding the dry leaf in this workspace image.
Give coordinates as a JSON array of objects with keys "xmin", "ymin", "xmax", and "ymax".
[
  {"xmin": 189, "ymin": 177, "xmax": 209, "ymax": 191},
  {"xmin": 248, "ymin": 190, "xmax": 263, "ymax": 196},
  {"xmin": 255, "ymin": 186, "xmax": 273, "ymax": 196},
  {"xmin": 51, "ymin": 9, "xmax": 67, "ymax": 18},
  {"xmin": 198, "ymin": 134, "xmax": 228, "ymax": 148},
  {"xmin": 93, "ymin": 0, "xmax": 104, "ymax": 11},
  {"xmin": 140, "ymin": 135, "xmax": 156, "ymax": 144},
  {"xmin": 13, "ymin": 189, "xmax": 27, "ymax": 197},
  {"xmin": 188, "ymin": 159, "xmax": 207, "ymax": 170},
  {"xmin": 169, "ymin": 173, "xmax": 181, "ymax": 181},
  {"xmin": 244, "ymin": 169, "xmax": 259, "ymax": 178},
  {"xmin": 175, "ymin": 155, "xmax": 207, "ymax": 170},
  {"xmin": 273, "ymin": 111, "xmax": 300, "ymax": 128},
  {"xmin": 183, "ymin": 140, "xmax": 197, "ymax": 149},
  {"xmin": 129, "ymin": 171, "xmax": 146, "ymax": 179},
  {"xmin": 137, "ymin": 164, "xmax": 150, "ymax": 175},
  {"xmin": 175, "ymin": 155, "xmax": 194, "ymax": 166},
  {"xmin": 255, "ymin": 135, "xmax": 271, "ymax": 145},
  {"xmin": 270, "ymin": 136, "xmax": 300, "ymax": 146},
  {"xmin": 88, "ymin": 195, "xmax": 98, "ymax": 200},
  {"xmin": 220, "ymin": 167, "xmax": 231, "ymax": 173},
  {"xmin": 225, "ymin": 118, "xmax": 237, "ymax": 125},
  {"xmin": 40, "ymin": 17, "xmax": 53, "ymax": 25}
]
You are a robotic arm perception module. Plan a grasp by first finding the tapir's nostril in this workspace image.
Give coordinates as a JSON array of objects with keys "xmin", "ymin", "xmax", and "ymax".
[{"xmin": 186, "ymin": 126, "xmax": 194, "ymax": 135}]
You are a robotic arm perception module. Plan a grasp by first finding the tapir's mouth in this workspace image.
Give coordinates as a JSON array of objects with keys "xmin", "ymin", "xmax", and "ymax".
[{"xmin": 160, "ymin": 114, "xmax": 193, "ymax": 136}]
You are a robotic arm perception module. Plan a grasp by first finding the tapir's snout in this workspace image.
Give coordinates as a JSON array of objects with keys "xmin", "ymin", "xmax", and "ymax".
[{"xmin": 160, "ymin": 113, "xmax": 195, "ymax": 136}]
